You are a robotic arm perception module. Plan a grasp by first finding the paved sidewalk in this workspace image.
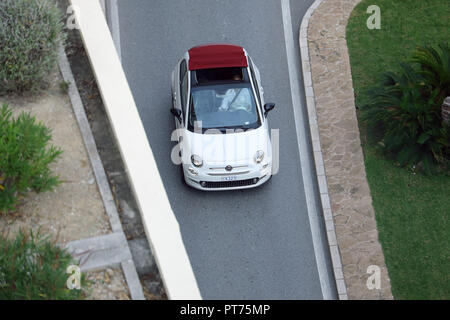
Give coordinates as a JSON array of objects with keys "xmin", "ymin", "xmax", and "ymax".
[{"xmin": 305, "ymin": 0, "xmax": 393, "ymax": 299}]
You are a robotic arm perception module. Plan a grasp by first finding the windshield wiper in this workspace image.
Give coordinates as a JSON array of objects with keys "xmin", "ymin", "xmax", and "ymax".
[
  {"xmin": 214, "ymin": 125, "xmax": 257, "ymax": 132},
  {"xmin": 212, "ymin": 125, "xmax": 240, "ymax": 131}
]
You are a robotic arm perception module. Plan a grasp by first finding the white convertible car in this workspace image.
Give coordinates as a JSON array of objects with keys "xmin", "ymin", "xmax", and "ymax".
[{"xmin": 171, "ymin": 44, "xmax": 275, "ymax": 190}]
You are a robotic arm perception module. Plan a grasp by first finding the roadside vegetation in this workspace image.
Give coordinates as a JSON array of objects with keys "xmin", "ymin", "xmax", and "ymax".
[
  {"xmin": 0, "ymin": 0, "xmax": 86, "ymax": 300},
  {"xmin": 362, "ymin": 44, "xmax": 450, "ymax": 172},
  {"xmin": 0, "ymin": 0, "xmax": 65, "ymax": 213},
  {"xmin": 0, "ymin": 0, "xmax": 65, "ymax": 94},
  {"xmin": 0, "ymin": 229, "xmax": 85, "ymax": 300},
  {"xmin": 0, "ymin": 104, "xmax": 62, "ymax": 212},
  {"xmin": 347, "ymin": 0, "xmax": 450, "ymax": 299}
]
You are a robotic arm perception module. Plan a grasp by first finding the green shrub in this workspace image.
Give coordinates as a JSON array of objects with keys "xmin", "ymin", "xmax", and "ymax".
[
  {"xmin": 0, "ymin": 0, "xmax": 65, "ymax": 94},
  {"xmin": 362, "ymin": 45, "xmax": 450, "ymax": 173},
  {"xmin": 0, "ymin": 104, "xmax": 62, "ymax": 212},
  {"xmin": 411, "ymin": 43, "xmax": 450, "ymax": 101},
  {"xmin": 59, "ymin": 80, "xmax": 70, "ymax": 94},
  {"xmin": 0, "ymin": 229, "xmax": 85, "ymax": 300}
]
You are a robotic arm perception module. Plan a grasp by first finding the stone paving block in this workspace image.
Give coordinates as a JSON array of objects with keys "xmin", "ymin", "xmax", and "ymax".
[{"xmin": 65, "ymin": 232, "xmax": 131, "ymax": 272}]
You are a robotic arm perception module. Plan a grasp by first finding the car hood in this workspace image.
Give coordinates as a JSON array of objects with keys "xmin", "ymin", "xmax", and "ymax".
[{"xmin": 183, "ymin": 126, "xmax": 271, "ymax": 164}]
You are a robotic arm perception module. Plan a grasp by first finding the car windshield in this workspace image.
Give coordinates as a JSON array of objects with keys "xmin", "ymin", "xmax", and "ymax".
[{"xmin": 188, "ymin": 83, "xmax": 260, "ymax": 132}]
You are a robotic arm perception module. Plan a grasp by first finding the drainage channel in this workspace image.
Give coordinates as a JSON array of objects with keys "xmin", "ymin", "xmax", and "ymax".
[{"xmin": 64, "ymin": 26, "xmax": 167, "ymax": 300}]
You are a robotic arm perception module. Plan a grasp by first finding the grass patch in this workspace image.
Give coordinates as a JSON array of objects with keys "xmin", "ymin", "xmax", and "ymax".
[
  {"xmin": 347, "ymin": 0, "xmax": 450, "ymax": 299},
  {"xmin": 347, "ymin": 0, "xmax": 450, "ymax": 108},
  {"xmin": 365, "ymin": 148, "xmax": 450, "ymax": 299}
]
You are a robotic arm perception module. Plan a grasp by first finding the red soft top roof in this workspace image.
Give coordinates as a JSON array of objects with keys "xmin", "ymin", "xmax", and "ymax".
[{"xmin": 188, "ymin": 44, "xmax": 248, "ymax": 71}]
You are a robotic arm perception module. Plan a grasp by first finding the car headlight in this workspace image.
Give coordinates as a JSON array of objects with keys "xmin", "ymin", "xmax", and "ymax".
[
  {"xmin": 254, "ymin": 150, "xmax": 265, "ymax": 163},
  {"xmin": 191, "ymin": 154, "xmax": 203, "ymax": 167}
]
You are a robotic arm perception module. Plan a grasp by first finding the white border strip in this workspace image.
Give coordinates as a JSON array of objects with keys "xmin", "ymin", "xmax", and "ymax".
[
  {"xmin": 281, "ymin": 0, "xmax": 334, "ymax": 300},
  {"xmin": 299, "ymin": 0, "xmax": 348, "ymax": 300},
  {"xmin": 70, "ymin": 0, "xmax": 201, "ymax": 300}
]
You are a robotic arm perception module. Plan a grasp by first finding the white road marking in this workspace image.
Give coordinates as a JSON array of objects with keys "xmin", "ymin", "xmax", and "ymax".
[{"xmin": 280, "ymin": 0, "xmax": 334, "ymax": 300}]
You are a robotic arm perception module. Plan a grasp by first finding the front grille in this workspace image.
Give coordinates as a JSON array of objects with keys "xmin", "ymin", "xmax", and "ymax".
[
  {"xmin": 201, "ymin": 178, "xmax": 258, "ymax": 189},
  {"xmin": 208, "ymin": 165, "xmax": 248, "ymax": 170},
  {"xmin": 207, "ymin": 165, "xmax": 250, "ymax": 177},
  {"xmin": 207, "ymin": 171, "xmax": 250, "ymax": 176}
]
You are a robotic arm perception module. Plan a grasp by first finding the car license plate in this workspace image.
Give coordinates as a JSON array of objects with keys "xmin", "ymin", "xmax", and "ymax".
[{"xmin": 222, "ymin": 176, "xmax": 237, "ymax": 181}]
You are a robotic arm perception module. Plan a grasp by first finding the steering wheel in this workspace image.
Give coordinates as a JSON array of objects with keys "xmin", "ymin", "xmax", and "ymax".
[{"xmin": 231, "ymin": 103, "xmax": 251, "ymax": 112}]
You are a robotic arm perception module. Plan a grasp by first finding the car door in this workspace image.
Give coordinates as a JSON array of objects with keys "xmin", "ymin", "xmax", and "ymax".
[
  {"xmin": 173, "ymin": 59, "xmax": 189, "ymax": 127},
  {"xmin": 178, "ymin": 59, "xmax": 189, "ymax": 128}
]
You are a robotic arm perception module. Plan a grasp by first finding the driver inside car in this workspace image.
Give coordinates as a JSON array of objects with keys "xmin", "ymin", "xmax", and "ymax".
[{"xmin": 218, "ymin": 73, "xmax": 252, "ymax": 112}]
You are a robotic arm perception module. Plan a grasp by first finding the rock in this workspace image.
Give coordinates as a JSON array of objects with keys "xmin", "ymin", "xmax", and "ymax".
[
  {"xmin": 104, "ymin": 273, "xmax": 111, "ymax": 284},
  {"xmin": 118, "ymin": 292, "xmax": 130, "ymax": 300}
]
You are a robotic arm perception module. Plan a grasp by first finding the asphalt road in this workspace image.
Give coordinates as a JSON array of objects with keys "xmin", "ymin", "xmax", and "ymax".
[{"xmin": 117, "ymin": 0, "xmax": 337, "ymax": 299}]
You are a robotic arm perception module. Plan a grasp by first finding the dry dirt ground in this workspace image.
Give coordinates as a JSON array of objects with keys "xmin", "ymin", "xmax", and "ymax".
[
  {"xmin": 0, "ymin": 70, "xmax": 110, "ymax": 243},
  {"xmin": 84, "ymin": 268, "xmax": 130, "ymax": 300},
  {"xmin": 0, "ymin": 68, "xmax": 129, "ymax": 300}
]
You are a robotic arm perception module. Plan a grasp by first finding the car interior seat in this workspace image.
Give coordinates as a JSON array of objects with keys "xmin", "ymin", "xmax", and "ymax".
[{"xmin": 193, "ymin": 90, "xmax": 216, "ymax": 119}]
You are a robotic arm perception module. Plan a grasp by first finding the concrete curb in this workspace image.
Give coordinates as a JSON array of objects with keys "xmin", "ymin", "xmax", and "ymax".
[
  {"xmin": 299, "ymin": 0, "xmax": 348, "ymax": 300},
  {"xmin": 280, "ymin": 0, "xmax": 336, "ymax": 300},
  {"xmin": 58, "ymin": 45, "xmax": 145, "ymax": 300}
]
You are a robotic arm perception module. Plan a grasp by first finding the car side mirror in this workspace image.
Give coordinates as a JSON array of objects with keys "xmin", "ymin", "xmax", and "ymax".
[
  {"xmin": 170, "ymin": 107, "xmax": 182, "ymax": 122},
  {"xmin": 264, "ymin": 103, "xmax": 275, "ymax": 117}
]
